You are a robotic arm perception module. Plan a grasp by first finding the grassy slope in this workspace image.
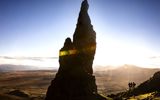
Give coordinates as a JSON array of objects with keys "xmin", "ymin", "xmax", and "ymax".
[{"xmin": 128, "ymin": 92, "xmax": 160, "ymax": 100}]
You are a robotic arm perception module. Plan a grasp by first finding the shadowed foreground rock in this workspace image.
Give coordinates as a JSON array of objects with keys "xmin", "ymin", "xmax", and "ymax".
[{"xmin": 45, "ymin": 0, "xmax": 106, "ymax": 100}]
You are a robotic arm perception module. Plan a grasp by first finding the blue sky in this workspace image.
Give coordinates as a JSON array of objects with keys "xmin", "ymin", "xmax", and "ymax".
[{"xmin": 0, "ymin": 0, "xmax": 160, "ymax": 68}]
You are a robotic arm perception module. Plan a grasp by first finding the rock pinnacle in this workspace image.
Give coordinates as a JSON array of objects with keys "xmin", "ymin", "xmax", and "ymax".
[{"xmin": 45, "ymin": 0, "xmax": 106, "ymax": 100}]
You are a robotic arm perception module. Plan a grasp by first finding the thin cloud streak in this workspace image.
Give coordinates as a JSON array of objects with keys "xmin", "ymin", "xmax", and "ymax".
[
  {"xmin": 149, "ymin": 56, "xmax": 160, "ymax": 59},
  {"xmin": 0, "ymin": 56, "xmax": 59, "ymax": 68},
  {"xmin": 0, "ymin": 56, "xmax": 58, "ymax": 61}
]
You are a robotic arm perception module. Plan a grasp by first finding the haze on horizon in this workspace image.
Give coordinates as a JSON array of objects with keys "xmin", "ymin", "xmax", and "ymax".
[{"xmin": 0, "ymin": 0, "xmax": 160, "ymax": 68}]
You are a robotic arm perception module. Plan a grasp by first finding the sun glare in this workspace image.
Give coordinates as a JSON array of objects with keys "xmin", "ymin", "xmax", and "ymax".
[{"xmin": 94, "ymin": 37, "xmax": 155, "ymax": 68}]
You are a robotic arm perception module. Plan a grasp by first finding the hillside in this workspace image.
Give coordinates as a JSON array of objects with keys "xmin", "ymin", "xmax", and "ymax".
[
  {"xmin": 109, "ymin": 71, "xmax": 160, "ymax": 99},
  {"xmin": 132, "ymin": 71, "xmax": 160, "ymax": 95}
]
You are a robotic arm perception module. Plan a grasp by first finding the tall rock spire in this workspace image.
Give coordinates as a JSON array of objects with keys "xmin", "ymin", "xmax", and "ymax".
[
  {"xmin": 45, "ymin": 0, "xmax": 106, "ymax": 100},
  {"xmin": 73, "ymin": 0, "xmax": 96, "ymax": 74},
  {"xmin": 73, "ymin": 0, "xmax": 95, "ymax": 49},
  {"xmin": 77, "ymin": 0, "xmax": 91, "ymax": 26}
]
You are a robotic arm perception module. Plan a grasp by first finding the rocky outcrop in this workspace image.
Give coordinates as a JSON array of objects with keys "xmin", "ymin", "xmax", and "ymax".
[
  {"xmin": 133, "ymin": 71, "xmax": 160, "ymax": 94},
  {"xmin": 45, "ymin": 0, "xmax": 106, "ymax": 100},
  {"xmin": 7, "ymin": 90, "xmax": 29, "ymax": 98}
]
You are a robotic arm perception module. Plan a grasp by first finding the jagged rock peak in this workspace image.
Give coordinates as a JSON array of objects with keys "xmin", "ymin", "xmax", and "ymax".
[
  {"xmin": 73, "ymin": 0, "xmax": 96, "ymax": 50},
  {"xmin": 81, "ymin": 0, "xmax": 89, "ymax": 12},
  {"xmin": 77, "ymin": 0, "xmax": 91, "ymax": 26},
  {"xmin": 62, "ymin": 37, "xmax": 73, "ymax": 50}
]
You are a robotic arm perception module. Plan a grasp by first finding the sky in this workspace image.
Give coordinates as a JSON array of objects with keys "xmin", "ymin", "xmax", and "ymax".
[{"xmin": 0, "ymin": 0, "xmax": 160, "ymax": 68}]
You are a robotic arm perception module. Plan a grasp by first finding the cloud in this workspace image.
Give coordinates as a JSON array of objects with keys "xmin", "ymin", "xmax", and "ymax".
[
  {"xmin": 0, "ymin": 56, "xmax": 58, "ymax": 61},
  {"xmin": 148, "ymin": 56, "xmax": 160, "ymax": 67},
  {"xmin": 149, "ymin": 56, "xmax": 160, "ymax": 59},
  {"xmin": 0, "ymin": 56, "xmax": 59, "ymax": 68},
  {"xmin": 0, "ymin": 56, "xmax": 15, "ymax": 59}
]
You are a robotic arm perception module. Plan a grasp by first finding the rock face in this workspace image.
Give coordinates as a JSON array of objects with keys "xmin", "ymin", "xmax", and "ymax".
[{"xmin": 45, "ymin": 0, "xmax": 106, "ymax": 100}]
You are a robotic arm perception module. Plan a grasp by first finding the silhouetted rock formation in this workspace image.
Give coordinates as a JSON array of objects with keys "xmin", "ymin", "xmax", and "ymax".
[
  {"xmin": 73, "ymin": 0, "xmax": 96, "ymax": 75},
  {"xmin": 132, "ymin": 71, "xmax": 160, "ymax": 95},
  {"xmin": 45, "ymin": 0, "xmax": 106, "ymax": 100}
]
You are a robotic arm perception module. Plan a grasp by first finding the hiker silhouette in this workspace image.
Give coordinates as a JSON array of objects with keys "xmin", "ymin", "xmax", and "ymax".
[{"xmin": 128, "ymin": 82, "xmax": 136, "ymax": 90}]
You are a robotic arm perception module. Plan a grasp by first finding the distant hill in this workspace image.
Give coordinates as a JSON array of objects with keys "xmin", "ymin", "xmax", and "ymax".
[
  {"xmin": 95, "ymin": 65, "xmax": 159, "ymax": 84},
  {"xmin": 94, "ymin": 65, "xmax": 160, "ymax": 95},
  {"xmin": 112, "ymin": 65, "xmax": 159, "ymax": 83}
]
